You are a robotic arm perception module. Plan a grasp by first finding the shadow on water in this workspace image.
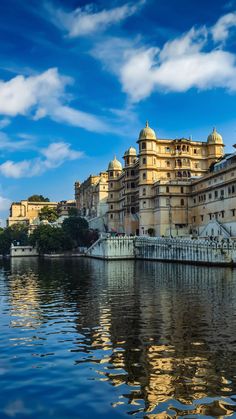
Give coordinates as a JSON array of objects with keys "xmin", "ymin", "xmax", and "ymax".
[{"xmin": 0, "ymin": 257, "xmax": 236, "ymax": 417}]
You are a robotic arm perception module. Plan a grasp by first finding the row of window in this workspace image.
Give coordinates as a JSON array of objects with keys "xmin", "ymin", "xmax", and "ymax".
[
  {"xmin": 192, "ymin": 209, "xmax": 236, "ymax": 223},
  {"xmin": 194, "ymin": 184, "xmax": 236, "ymax": 204}
]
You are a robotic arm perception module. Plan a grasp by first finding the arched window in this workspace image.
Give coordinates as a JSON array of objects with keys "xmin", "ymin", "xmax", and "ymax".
[
  {"xmin": 167, "ymin": 172, "xmax": 170, "ymax": 178},
  {"xmin": 166, "ymin": 160, "xmax": 170, "ymax": 167},
  {"xmin": 142, "ymin": 142, "xmax": 146, "ymax": 150}
]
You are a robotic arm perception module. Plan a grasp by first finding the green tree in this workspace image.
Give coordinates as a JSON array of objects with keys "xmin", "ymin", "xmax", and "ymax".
[
  {"xmin": 68, "ymin": 207, "xmax": 78, "ymax": 217},
  {"xmin": 39, "ymin": 206, "xmax": 59, "ymax": 222},
  {"xmin": 0, "ymin": 223, "xmax": 29, "ymax": 255},
  {"xmin": 28, "ymin": 195, "xmax": 50, "ymax": 202},
  {"xmin": 30, "ymin": 225, "xmax": 74, "ymax": 253},
  {"xmin": 62, "ymin": 217, "xmax": 89, "ymax": 246}
]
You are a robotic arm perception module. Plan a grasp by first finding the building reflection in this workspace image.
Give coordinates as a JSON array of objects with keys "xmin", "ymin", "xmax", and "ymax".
[{"xmin": 5, "ymin": 258, "xmax": 236, "ymax": 415}]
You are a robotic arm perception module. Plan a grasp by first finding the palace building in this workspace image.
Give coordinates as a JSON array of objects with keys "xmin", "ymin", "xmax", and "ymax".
[{"xmin": 75, "ymin": 122, "xmax": 236, "ymax": 238}]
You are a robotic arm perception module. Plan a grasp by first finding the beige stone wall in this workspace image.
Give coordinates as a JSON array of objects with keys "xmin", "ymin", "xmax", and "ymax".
[{"xmin": 8, "ymin": 201, "xmax": 58, "ymax": 226}]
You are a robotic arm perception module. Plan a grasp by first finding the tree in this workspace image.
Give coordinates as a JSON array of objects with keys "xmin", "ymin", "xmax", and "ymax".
[
  {"xmin": 62, "ymin": 217, "xmax": 89, "ymax": 246},
  {"xmin": 28, "ymin": 195, "xmax": 50, "ymax": 202},
  {"xmin": 30, "ymin": 225, "xmax": 74, "ymax": 253},
  {"xmin": 0, "ymin": 223, "xmax": 29, "ymax": 255},
  {"xmin": 39, "ymin": 206, "xmax": 59, "ymax": 222},
  {"xmin": 68, "ymin": 207, "xmax": 78, "ymax": 217}
]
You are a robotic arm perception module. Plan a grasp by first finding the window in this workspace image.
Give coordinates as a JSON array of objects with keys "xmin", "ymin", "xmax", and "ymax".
[
  {"xmin": 232, "ymin": 209, "xmax": 235, "ymax": 216},
  {"xmin": 110, "ymin": 214, "xmax": 113, "ymax": 219},
  {"xmin": 208, "ymin": 193, "xmax": 212, "ymax": 199},
  {"xmin": 143, "ymin": 201, "xmax": 146, "ymax": 208},
  {"xmin": 215, "ymin": 190, "xmax": 218, "ymax": 198},
  {"xmin": 131, "ymin": 182, "xmax": 135, "ymax": 188},
  {"xmin": 220, "ymin": 189, "xmax": 224, "ymax": 196},
  {"xmin": 232, "ymin": 185, "xmax": 235, "ymax": 193},
  {"xmin": 110, "ymin": 205, "xmax": 113, "ymax": 210},
  {"xmin": 193, "ymin": 198, "xmax": 196, "ymax": 204},
  {"xmin": 193, "ymin": 216, "xmax": 196, "ymax": 222},
  {"xmin": 194, "ymin": 149, "xmax": 197, "ymax": 154},
  {"xmin": 110, "ymin": 193, "xmax": 113, "ymax": 198},
  {"xmin": 166, "ymin": 186, "xmax": 169, "ymax": 193},
  {"xmin": 228, "ymin": 187, "xmax": 231, "ymax": 194},
  {"xmin": 110, "ymin": 182, "xmax": 113, "ymax": 188},
  {"xmin": 221, "ymin": 211, "xmax": 225, "ymax": 218},
  {"xmin": 143, "ymin": 173, "xmax": 146, "ymax": 180},
  {"xmin": 166, "ymin": 160, "xmax": 170, "ymax": 167},
  {"xmin": 180, "ymin": 199, "xmax": 184, "ymax": 206},
  {"xmin": 143, "ymin": 188, "xmax": 146, "ymax": 196},
  {"xmin": 167, "ymin": 172, "xmax": 170, "ymax": 178},
  {"xmin": 143, "ymin": 157, "xmax": 146, "ymax": 164},
  {"xmin": 131, "ymin": 170, "xmax": 135, "ymax": 176},
  {"xmin": 142, "ymin": 142, "xmax": 146, "ymax": 150},
  {"xmin": 201, "ymin": 215, "xmax": 204, "ymax": 221},
  {"xmin": 110, "ymin": 171, "xmax": 113, "ymax": 177},
  {"xmin": 165, "ymin": 147, "xmax": 170, "ymax": 152},
  {"xmin": 181, "ymin": 187, "xmax": 184, "ymax": 193},
  {"xmin": 209, "ymin": 213, "xmax": 212, "ymax": 220}
]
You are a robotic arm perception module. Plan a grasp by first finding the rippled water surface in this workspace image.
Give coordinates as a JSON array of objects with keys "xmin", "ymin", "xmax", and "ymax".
[{"xmin": 1, "ymin": 258, "xmax": 236, "ymax": 418}]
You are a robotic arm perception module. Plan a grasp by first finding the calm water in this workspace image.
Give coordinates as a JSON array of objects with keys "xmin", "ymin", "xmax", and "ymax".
[{"xmin": 1, "ymin": 259, "xmax": 236, "ymax": 418}]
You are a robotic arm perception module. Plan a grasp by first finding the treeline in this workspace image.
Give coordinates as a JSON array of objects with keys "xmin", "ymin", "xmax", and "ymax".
[{"xmin": 0, "ymin": 217, "xmax": 99, "ymax": 255}]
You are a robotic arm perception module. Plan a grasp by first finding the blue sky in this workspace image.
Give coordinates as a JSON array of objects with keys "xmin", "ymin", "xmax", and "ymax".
[{"xmin": 0, "ymin": 0, "xmax": 236, "ymax": 223}]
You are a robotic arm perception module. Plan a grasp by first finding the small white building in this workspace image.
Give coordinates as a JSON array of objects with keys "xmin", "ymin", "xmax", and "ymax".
[{"xmin": 10, "ymin": 244, "xmax": 39, "ymax": 257}]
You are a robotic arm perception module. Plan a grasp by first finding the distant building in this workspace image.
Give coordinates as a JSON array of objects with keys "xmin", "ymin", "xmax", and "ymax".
[
  {"xmin": 57, "ymin": 200, "xmax": 76, "ymax": 217},
  {"xmin": 75, "ymin": 172, "xmax": 108, "ymax": 219},
  {"xmin": 7, "ymin": 200, "xmax": 58, "ymax": 227}
]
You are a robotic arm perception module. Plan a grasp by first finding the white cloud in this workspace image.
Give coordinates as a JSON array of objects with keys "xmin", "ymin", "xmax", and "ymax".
[
  {"xmin": 0, "ymin": 141, "xmax": 83, "ymax": 178},
  {"xmin": 92, "ymin": 17, "xmax": 236, "ymax": 102},
  {"xmin": 0, "ymin": 118, "xmax": 10, "ymax": 129},
  {"xmin": 0, "ymin": 132, "xmax": 34, "ymax": 151},
  {"xmin": 49, "ymin": 1, "xmax": 145, "ymax": 37},
  {"xmin": 212, "ymin": 12, "xmax": 236, "ymax": 42},
  {"xmin": 0, "ymin": 68, "xmax": 111, "ymax": 133}
]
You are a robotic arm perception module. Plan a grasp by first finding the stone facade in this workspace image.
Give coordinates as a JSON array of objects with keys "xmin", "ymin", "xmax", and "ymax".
[
  {"xmin": 7, "ymin": 200, "xmax": 58, "ymax": 227},
  {"xmin": 106, "ymin": 122, "xmax": 225, "ymax": 237},
  {"xmin": 75, "ymin": 122, "xmax": 236, "ymax": 238},
  {"xmin": 75, "ymin": 172, "xmax": 108, "ymax": 219}
]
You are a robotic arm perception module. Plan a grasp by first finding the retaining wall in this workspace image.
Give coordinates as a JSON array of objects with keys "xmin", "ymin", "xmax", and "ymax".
[{"xmin": 86, "ymin": 236, "xmax": 236, "ymax": 266}]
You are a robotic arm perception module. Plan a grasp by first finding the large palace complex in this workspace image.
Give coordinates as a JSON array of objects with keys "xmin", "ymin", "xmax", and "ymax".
[{"xmin": 75, "ymin": 122, "xmax": 236, "ymax": 238}]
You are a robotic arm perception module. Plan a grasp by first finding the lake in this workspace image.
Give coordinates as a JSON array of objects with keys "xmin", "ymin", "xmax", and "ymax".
[{"xmin": 1, "ymin": 258, "xmax": 236, "ymax": 418}]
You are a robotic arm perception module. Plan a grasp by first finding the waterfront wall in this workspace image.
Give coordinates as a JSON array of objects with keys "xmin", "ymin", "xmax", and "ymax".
[
  {"xmin": 86, "ymin": 236, "xmax": 236, "ymax": 266},
  {"xmin": 86, "ymin": 237, "xmax": 134, "ymax": 259}
]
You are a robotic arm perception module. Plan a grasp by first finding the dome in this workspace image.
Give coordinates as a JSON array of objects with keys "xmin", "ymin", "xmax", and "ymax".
[
  {"xmin": 139, "ymin": 121, "xmax": 156, "ymax": 140},
  {"xmin": 108, "ymin": 156, "xmax": 122, "ymax": 171},
  {"xmin": 207, "ymin": 127, "xmax": 223, "ymax": 144},
  {"xmin": 124, "ymin": 146, "xmax": 137, "ymax": 156}
]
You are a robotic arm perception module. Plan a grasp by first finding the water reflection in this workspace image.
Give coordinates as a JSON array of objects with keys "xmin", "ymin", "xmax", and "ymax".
[{"xmin": 1, "ymin": 257, "xmax": 236, "ymax": 417}]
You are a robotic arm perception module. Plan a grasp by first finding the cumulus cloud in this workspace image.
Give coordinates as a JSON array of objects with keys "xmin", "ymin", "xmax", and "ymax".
[
  {"xmin": 92, "ymin": 14, "xmax": 236, "ymax": 102},
  {"xmin": 212, "ymin": 12, "xmax": 236, "ymax": 42},
  {"xmin": 0, "ymin": 141, "xmax": 83, "ymax": 178},
  {"xmin": 49, "ymin": 1, "xmax": 145, "ymax": 37},
  {"xmin": 0, "ymin": 68, "xmax": 111, "ymax": 133}
]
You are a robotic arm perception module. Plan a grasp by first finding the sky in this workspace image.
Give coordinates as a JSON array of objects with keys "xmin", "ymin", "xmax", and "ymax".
[{"xmin": 0, "ymin": 0, "xmax": 236, "ymax": 224}]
